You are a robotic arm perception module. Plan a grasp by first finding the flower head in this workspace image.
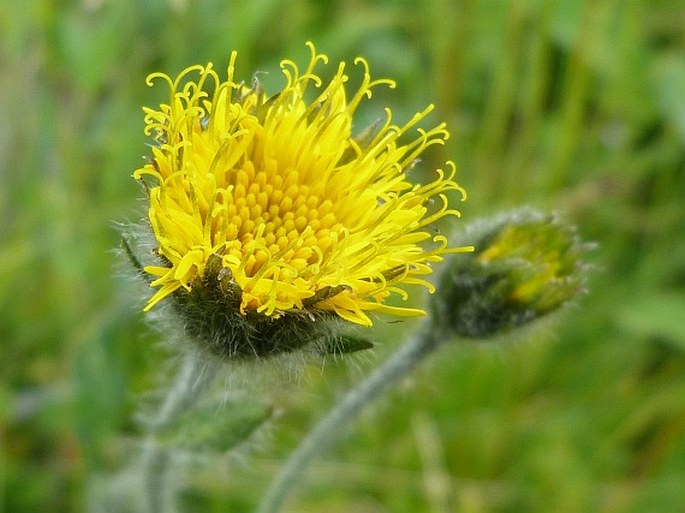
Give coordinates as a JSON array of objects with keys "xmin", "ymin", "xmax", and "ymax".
[{"xmin": 133, "ymin": 43, "xmax": 467, "ymax": 357}]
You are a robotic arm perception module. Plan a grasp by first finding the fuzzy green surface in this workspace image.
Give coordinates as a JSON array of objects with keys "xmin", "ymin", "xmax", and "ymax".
[{"xmin": 2, "ymin": 1, "xmax": 685, "ymax": 512}]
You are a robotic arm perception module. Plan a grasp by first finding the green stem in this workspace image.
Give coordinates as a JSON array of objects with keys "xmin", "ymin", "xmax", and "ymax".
[
  {"xmin": 255, "ymin": 323, "xmax": 441, "ymax": 513},
  {"xmin": 140, "ymin": 354, "xmax": 219, "ymax": 513}
]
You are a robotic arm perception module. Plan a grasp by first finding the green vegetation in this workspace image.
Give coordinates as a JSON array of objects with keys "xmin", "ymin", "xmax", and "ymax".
[{"xmin": 2, "ymin": 0, "xmax": 684, "ymax": 511}]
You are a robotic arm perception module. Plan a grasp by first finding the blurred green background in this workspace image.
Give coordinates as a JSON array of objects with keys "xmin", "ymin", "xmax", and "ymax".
[{"xmin": 2, "ymin": 0, "xmax": 685, "ymax": 511}]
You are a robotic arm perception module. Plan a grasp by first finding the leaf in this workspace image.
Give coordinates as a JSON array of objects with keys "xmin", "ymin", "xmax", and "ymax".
[
  {"xmin": 159, "ymin": 397, "xmax": 272, "ymax": 453},
  {"xmin": 320, "ymin": 335, "xmax": 374, "ymax": 355}
]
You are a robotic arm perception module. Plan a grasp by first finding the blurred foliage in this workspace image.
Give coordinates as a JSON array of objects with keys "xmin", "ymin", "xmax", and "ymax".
[{"xmin": 1, "ymin": 0, "xmax": 684, "ymax": 512}]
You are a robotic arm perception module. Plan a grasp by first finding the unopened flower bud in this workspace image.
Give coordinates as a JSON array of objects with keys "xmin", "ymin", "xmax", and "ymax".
[{"xmin": 431, "ymin": 209, "xmax": 591, "ymax": 339}]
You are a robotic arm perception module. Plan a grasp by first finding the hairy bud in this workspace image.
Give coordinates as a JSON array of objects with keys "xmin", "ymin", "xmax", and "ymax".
[{"xmin": 431, "ymin": 209, "xmax": 592, "ymax": 339}]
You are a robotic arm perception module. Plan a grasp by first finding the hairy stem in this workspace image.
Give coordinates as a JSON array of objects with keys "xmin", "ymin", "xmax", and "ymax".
[
  {"xmin": 140, "ymin": 354, "xmax": 219, "ymax": 513},
  {"xmin": 256, "ymin": 323, "xmax": 441, "ymax": 513}
]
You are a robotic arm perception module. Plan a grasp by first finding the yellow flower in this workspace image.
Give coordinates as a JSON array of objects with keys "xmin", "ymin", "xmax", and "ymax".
[{"xmin": 134, "ymin": 42, "xmax": 467, "ymax": 328}]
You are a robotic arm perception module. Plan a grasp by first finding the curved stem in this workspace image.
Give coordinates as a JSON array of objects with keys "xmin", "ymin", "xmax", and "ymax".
[
  {"xmin": 140, "ymin": 354, "xmax": 219, "ymax": 513},
  {"xmin": 256, "ymin": 323, "xmax": 441, "ymax": 513}
]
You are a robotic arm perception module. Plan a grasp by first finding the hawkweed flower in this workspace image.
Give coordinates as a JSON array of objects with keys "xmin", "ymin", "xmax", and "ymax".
[
  {"xmin": 431, "ymin": 209, "xmax": 591, "ymax": 339},
  {"xmin": 130, "ymin": 43, "xmax": 468, "ymax": 359}
]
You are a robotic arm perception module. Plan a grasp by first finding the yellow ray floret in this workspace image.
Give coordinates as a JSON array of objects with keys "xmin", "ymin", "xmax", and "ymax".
[{"xmin": 134, "ymin": 42, "xmax": 469, "ymax": 326}]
